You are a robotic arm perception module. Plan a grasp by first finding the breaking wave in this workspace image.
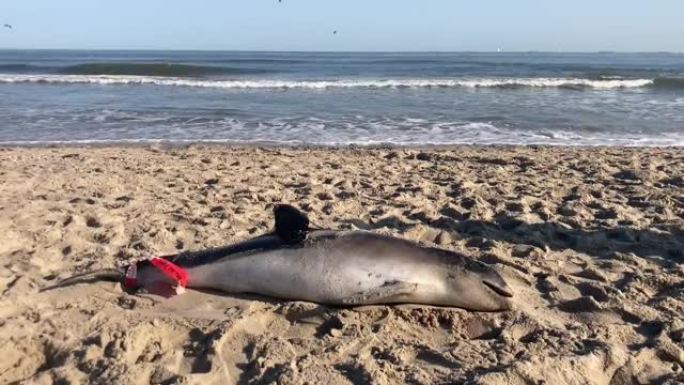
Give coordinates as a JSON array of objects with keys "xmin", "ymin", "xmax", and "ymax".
[{"xmin": 0, "ymin": 74, "xmax": 664, "ymax": 89}]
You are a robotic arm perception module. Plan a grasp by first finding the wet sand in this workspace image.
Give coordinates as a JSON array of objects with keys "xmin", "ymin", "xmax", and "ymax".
[{"xmin": 1, "ymin": 145, "xmax": 683, "ymax": 385}]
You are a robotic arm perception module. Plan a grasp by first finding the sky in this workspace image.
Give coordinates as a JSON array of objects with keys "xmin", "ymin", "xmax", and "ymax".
[{"xmin": 1, "ymin": 0, "xmax": 683, "ymax": 52}]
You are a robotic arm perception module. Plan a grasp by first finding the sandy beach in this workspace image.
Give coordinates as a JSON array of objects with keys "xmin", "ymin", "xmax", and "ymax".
[{"xmin": 1, "ymin": 145, "xmax": 683, "ymax": 385}]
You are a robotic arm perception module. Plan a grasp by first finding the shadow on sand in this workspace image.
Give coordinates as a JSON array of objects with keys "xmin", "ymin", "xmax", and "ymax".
[{"xmin": 343, "ymin": 215, "xmax": 684, "ymax": 265}]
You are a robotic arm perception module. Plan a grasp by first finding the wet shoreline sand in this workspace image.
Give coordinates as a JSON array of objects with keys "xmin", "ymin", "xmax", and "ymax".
[{"xmin": 1, "ymin": 145, "xmax": 683, "ymax": 384}]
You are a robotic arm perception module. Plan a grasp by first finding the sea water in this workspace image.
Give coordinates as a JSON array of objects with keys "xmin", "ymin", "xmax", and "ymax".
[{"xmin": 0, "ymin": 50, "xmax": 683, "ymax": 146}]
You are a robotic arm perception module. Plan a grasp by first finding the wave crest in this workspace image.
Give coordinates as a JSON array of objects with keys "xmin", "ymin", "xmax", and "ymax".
[{"xmin": 0, "ymin": 74, "xmax": 660, "ymax": 89}]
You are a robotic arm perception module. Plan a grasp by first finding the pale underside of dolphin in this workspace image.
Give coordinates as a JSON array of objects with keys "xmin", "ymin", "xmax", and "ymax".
[{"xmin": 47, "ymin": 205, "xmax": 514, "ymax": 311}]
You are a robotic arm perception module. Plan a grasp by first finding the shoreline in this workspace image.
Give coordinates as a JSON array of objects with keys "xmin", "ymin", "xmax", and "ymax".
[{"xmin": 2, "ymin": 141, "xmax": 684, "ymax": 150}]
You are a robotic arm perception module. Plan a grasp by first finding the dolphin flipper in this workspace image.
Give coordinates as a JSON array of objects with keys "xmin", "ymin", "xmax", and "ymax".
[
  {"xmin": 274, "ymin": 204, "xmax": 309, "ymax": 244},
  {"xmin": 341, "ymin": 281, "xmax": 418, "ymax": 305}
]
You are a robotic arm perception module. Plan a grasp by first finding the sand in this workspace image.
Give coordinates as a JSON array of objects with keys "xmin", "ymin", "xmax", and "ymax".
[{"xmin": 1, "ymin": 145, "xmax": 683, "ymax": 385}]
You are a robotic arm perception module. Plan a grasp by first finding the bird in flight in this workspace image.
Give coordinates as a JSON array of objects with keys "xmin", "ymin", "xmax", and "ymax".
[
  {"xmin": 3, "ymin": 24, "xmax": 12, "ymax": 29},
  {"xmin": 333, "ymin": 30, "xmax": 337, "ymax": 35}
]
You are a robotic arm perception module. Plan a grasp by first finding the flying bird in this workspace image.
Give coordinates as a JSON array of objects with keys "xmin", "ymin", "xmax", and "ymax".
[
  {"xmin": 333, "ymin": 30, "xmax": 337, "ymax": 35},
  {"xmin": 3, "ymin": 24, "xmax": 12, "ymax": 29}
]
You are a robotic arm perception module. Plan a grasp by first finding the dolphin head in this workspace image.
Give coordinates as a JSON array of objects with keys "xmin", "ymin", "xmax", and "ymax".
[{"xmin": 442, "ymin": 259, "xmax": 513, "ymax": 311}]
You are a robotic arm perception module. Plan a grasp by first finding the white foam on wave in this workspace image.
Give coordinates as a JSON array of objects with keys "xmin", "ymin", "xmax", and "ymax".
[
  {"xmin": 0, "ymin": 74, "xmax": 655, "ymax": 90},
  {"xmin": 2, "ymin": 120, "xmax": 683, "ymax": 147},
  {"xmin": 3, "ymin": 136, "xmax": 682, "ymax": 147}
]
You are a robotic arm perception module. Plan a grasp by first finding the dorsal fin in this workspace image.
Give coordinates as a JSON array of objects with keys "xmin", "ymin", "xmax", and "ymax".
[
  {"xmin": 168, "ymin": 204, "xmax": 310, "ymax": 267},
  {"xmin": 274, "ymin": 204, "xmax": 309, "ymax": 244}
]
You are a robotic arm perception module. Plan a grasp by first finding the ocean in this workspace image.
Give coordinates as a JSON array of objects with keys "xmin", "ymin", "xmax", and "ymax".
[{"xmin": 0, "ymin": 50, "xmax": 683, "ymax": 146}]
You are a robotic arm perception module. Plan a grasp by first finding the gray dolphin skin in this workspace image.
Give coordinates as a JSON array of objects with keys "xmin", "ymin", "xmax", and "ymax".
[
  {"xmin": 130, "ymin": 230, "xmax": 513, "ymax": 311},
  {"xmin": 46, "ymin": 205, "xmax": 513, "ymax": 311}
]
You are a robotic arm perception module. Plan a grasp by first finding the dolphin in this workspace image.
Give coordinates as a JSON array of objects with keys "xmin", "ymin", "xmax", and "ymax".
[{"xmin": 45, "ymin": 205, "xmax": 513, "ymax": 311}]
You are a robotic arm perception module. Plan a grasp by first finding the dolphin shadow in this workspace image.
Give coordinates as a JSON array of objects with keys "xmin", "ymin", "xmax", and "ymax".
[{"xmin": 342, "ymin": 216, "xmax": 684, "ymax": 265}]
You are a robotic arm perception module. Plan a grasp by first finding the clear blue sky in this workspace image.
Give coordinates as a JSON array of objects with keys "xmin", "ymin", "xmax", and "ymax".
[{"xmin": 1, "ymin": 0, "xmax": 683, "ymax": 52}]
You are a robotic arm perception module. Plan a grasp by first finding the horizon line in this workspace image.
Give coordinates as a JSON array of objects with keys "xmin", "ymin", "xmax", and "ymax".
[{"xmin": 0, "ymin": 47, "xmax": 683, "ymax": 55}]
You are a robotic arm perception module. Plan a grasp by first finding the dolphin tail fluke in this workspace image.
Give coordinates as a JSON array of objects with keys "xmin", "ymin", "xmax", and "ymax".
[{"xmin": 41, "ymin": 268, "xmax": 124, "ymax": 292}]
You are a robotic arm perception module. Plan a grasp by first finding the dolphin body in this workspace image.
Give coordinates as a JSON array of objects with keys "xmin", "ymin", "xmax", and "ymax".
[{"xmin": 48, "ymin": 205, "xmax": 513, "ymax": 311}]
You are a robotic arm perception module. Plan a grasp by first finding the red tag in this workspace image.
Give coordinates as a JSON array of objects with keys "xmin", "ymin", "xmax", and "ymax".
[{"xmin": 150, "ymin": 257, "xmax": 188, "ymax": 288}]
